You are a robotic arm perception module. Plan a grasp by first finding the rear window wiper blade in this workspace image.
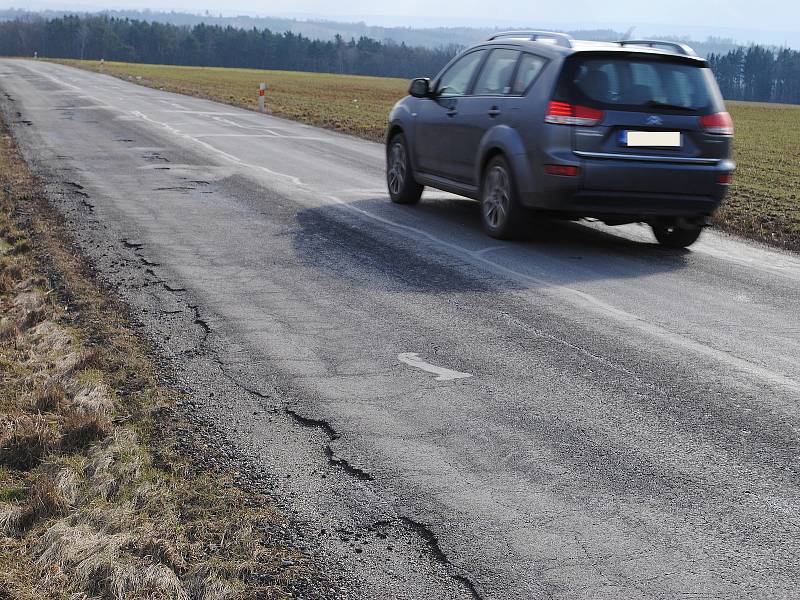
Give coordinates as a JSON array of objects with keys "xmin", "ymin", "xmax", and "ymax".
[{"xmin": 643, "ymin": 101, "xmax": 698, "ymax": 112}]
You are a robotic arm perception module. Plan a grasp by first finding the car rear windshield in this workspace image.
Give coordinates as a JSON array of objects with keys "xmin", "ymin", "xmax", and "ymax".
[{"xmin": 555, "ymin": 54, "xmax": 724, "ymax": 114}]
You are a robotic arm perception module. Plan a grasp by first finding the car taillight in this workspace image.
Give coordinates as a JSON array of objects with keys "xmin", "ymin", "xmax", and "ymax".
[
  {"xmin": 716, "ymin": 172, "xmax": 733, "ymax": 185},
  {"xmin": 699, "ymin": 112, "xmax": 734, "ymax": 135},
  {"xmin": 544, "ymin": 164, "xmax": 580, "ymax": 176},
  {"xmin": 545, "ymin": 101, "xmax": 604, "ymax": 126}
]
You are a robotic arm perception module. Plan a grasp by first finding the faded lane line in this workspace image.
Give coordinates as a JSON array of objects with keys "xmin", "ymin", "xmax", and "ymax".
[
  {"xmin": 162, "ymin": 110, "xmax": 248, "ymax": 115},
  {"xmin": 191, "ymin": 134, "xmax": 329, "ymax": 140},
  {"xmin": 128, "ymin": 110, "xmax": 307, "ymax": 188},
  {"xmin": 398, "ymin": 353, "xmax": 473, "ymax": 382}
]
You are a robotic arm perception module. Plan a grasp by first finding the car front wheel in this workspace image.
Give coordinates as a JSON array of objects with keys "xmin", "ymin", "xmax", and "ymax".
[{"xmin": 386, "ymin": 133, "xmax": 423, "ymax": 205}]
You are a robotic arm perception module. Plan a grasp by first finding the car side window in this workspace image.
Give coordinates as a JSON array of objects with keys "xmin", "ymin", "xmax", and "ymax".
[
  {"xmin": 512, "ymin": 53, "xmax": 547, "ymax": 95},
  {"xmin": 473, "ymin": 49, "xmax": 520, "ymax": 95},
  {"xmin": 437, "ymin": 50, "xmax": 486, "ymax": 97}
]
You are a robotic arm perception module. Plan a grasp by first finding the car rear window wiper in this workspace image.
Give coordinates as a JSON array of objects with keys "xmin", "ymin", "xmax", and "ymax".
[{"xmin": 643, "ymin": 101, "xmax": 698, "ymax": 112}]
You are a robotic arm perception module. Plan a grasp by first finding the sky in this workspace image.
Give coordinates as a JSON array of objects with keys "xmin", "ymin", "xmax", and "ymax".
[{"xmin": 10, "ymin": 0, "xmax": 800, "ymax": 45}]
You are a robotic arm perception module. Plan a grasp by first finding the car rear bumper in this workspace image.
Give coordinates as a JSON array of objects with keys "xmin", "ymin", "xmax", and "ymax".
[
  {"xmin": 517, "ymin": 154, "xmax": 734, "ymax": 219},
  {"xmin": 561, "ymin": 190, "xmax": 721, "ymax": 217}
]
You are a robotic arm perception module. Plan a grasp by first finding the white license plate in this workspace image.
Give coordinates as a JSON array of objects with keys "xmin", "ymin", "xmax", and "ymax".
[{"xmin": 624, "ymin": 131, "xmax": 682, "ymax": 147}]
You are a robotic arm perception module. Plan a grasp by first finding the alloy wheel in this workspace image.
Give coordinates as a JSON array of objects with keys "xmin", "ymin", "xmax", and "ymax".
[
  {"xmin": 483, "ymin": 165, "xmax": 510, "ymax": 229},
  {"xmin": 388, "ymin": 142, "xmax": 406, "ymax": 196}
]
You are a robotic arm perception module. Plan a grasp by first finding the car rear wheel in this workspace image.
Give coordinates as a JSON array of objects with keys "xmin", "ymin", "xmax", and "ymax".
[
  {"xmin": 387, "ymin": 134, "xmax": 423, "ymax": 205},
  {"xmin": 480, "ymin": 156, "xmax": 525, "ymax": 240},
  {"xmin": 651, "ymin": 220, "xmax": 703, "ymax": 248}
]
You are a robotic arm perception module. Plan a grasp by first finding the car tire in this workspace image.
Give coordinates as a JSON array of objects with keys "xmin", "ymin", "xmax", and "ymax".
[
  {"xmin": 480, "ymin": 155, "xmax": 526, "ymax": 240},
  {"xmin": 386, "ymin": 133, "xmax": 423, "ymax": 205},
  {"xmin": 651, "ymin": 220, "xmax": 703, "ymax": 248}
]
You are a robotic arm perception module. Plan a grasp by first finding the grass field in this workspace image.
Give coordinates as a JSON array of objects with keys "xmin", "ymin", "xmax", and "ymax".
[{"xmin": 60, "ymin": 60, "xmax": 800, "ymax": 250}]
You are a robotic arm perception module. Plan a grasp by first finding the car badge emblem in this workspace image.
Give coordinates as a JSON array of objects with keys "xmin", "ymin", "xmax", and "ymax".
[{"xmin": 646, "ymin": 115, "xmax": 663, "ymax": 126}]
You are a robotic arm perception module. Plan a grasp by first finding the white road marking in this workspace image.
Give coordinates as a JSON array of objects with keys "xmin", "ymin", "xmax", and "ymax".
[
  {"xmin": 398, "ymin": 353, "xmax": 473, "ymax": 382},
  {"xmin": 191, "ymin": 133, "xmax": 328, "ymax": 140},
  {"xmin": 162, "ymin": 110, "xmax": 246, "ymax": 115},
  {"xmin": 128, "ymin": 110, "xmax": 307, "ymax": 187},
  {"xmin": 474, "ymin": 245, "xmax": 508, "ymax": 256}
]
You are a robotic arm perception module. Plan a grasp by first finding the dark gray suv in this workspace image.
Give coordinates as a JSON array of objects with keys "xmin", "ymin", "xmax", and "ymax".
[{"xmin": 385, "ymin": 31, "xmax": 735, "ymax": 247}]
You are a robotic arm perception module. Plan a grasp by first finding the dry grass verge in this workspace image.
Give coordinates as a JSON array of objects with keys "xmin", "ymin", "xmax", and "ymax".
[{"xmin": 0, "ymin": 118, "xmax": 317, "ymax": 597}]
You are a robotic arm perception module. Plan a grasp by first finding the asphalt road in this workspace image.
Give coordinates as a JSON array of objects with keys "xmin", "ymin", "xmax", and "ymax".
[{"xmin": 2, "ymin": 59, "xmax": 799, "ymax": 600}]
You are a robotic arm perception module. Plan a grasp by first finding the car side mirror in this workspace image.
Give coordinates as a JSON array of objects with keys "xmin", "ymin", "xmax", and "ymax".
[{"xmin": 409, "ymin": 78, "xmax": 431, "ymax": 98}]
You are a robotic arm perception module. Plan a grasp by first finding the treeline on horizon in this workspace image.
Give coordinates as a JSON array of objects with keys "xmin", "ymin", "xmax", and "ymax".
[
  {"xmin": 0, "ymin": 15, "xmax": 459, "ymax": 79},
  {"xmin": 1, "ymin": 14, "xmax": 799, "ymax": 104},
  {"xmin": 708, "ymin": 47, "xmax": 800, "ymax": 104}
]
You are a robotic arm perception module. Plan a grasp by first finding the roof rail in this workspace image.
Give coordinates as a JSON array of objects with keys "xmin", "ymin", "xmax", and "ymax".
[
  {"xmin": 487, "ymin": 30, "xmax": 574, "ymax": 49},
  {"xmin": 617, "ymin": 39, "xmax": 698, "ymax": 57}
]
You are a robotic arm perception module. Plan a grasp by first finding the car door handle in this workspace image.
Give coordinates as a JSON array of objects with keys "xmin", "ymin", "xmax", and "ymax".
[
  {"xmin": 446, "ymin": 109, "xmax": 458, "ymax": 117},
  {"xmin": 488, "ymin": 107, "xmax": 501, "ymax": 117}
]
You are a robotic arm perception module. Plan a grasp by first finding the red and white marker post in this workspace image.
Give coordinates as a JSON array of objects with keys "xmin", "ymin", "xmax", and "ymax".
[{"xmin": 258, "ymin": 83, "xmax": 266, "ymax": 113}]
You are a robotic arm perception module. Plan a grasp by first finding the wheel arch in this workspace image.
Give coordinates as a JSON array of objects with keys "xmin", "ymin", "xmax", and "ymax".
[
  {"xmin": 479, "ymin": 146, "xmax": 507, "ymax": 185},
  {"xmin": 386, "ymin": 123, "xmax": 405, "ymax": 147},
  {"xmin": 386, "ymin": 115, "xmax": 422, "ymax": 175},
  {"xmin": 476, "ymin": 126, "xmax": 537, "ymax": 204}
]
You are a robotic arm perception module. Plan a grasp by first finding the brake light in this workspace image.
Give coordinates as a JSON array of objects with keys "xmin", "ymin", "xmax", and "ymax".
[
  {"xmin": 716, "ymin": 172, "xmax": 733, "ymax": 185},
  {"xmin": 545, "ymin": 101, "xmax": 604, "ymax": 126},
  {"xmin": 544, "ymin": 164, "xmax": 580, "ymax": 176},
  {"xmin": 699, "ymin": 112, "xmax": 734, "ymax": 135}
]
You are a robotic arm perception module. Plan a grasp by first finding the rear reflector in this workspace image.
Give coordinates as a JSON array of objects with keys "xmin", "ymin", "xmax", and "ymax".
[
  {"xmin": 699, "ymin": 112, "xmax": 734, "ymax": 135},
  {"xmin": 716, "ymin": 172, "xmax": 733, "ymax": 184},
  {"xmin": 545, "ymin": 101, "xmax": 604, "ymax": 126},
  {"xmin": 544, "ymin": 164, "xmax": 580, "ymax": 177}
]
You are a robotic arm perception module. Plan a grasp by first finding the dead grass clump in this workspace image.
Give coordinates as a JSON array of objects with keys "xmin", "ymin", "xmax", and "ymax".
[
  {"xmin": 0, "ymin": 504, "xmax": 35, "ymax": 537},
  {"xmin": 27, "ymin": 466, "xmax": 79, "ymax": 521},
  {"xmin": 35, "ymin": 521, "xmax": 131, "ymax": 589},
  {"xmin": 70, "ymin": 383, "xmax": 114, "ymax": 417},
  {"xmin": 60, "ymin": 348, "xmax": 103, "ymax": 378},
  {"xmin": 60, "ymin": 410, "xmax": 111, "ymax": 453},
  {"xmin": 0, "ymin": 319, "xmax": 19, "ymax": 343},
  {"xmin": 107, "ymin": 560, "xmax": 188, "ymax": 600},
  {"xmin": 9, "ymin": 290, "xmax": 49, "ymax": 331},
  {"xmin": 0, "ymin": 466, "xmax": 78, "ymax": 535},
  {"xmin": 10, "ymin": 239, "xmax": 30, "ymax": 256},
  {"xmin": 0, "ymin": 257, "xmax": 23, "ymax": 281},
  {"xmin": 0, "ymin": 271, "xmax": 14, "ymax": 294},
  {"xmin": 32, "ymin": 381, "xmax": 68, "ymax": 413},
  {"xmin": 24, "ymin": 321, "xmax": 73, "ymax": 366},
  {"xmin": 138, "ymin": 536, "xmax": 187, "ymax": 575},
  {"xmin": 0, "ymin": 416, "xmax": 57, "ymax": 470},
  {"xmin": 185, "ymin": 570, "xmax": 238, "ymax": 600},
  {"xmin": 35, "ymin": 521, "xmax": 188, "ymax": 600},
  {"xmin": 85, "ymin": 430, "xmax": 142, "ymax": 500}
]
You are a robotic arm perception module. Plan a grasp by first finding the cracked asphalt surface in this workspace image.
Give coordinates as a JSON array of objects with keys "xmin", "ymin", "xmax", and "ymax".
[{"xmin": 2, "ymin": 59, "xmax": 800, "ymax": 599}]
